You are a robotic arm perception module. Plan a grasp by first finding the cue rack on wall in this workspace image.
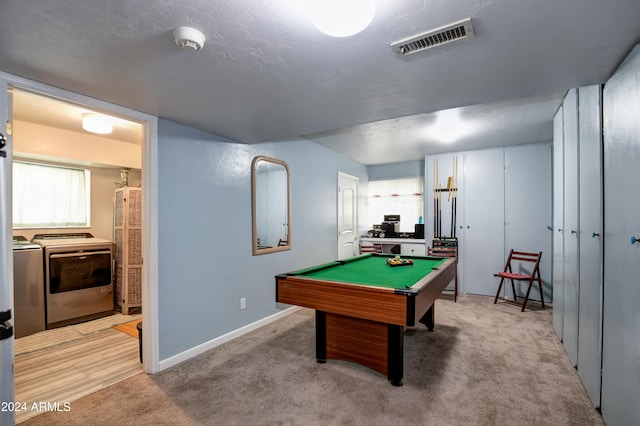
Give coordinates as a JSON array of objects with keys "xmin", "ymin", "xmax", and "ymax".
[{"xmin": 433, "ymin": 156, "xmax": 459, "ymax": 248}]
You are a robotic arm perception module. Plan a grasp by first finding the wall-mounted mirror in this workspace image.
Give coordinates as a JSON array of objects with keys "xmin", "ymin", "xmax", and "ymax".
[{"xmin": 252, "ymin": 156, "xmax": 291, "ymax": 255}]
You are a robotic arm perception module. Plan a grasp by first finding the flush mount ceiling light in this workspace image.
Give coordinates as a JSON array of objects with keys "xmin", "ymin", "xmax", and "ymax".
[
  {"xmin": 309, "ymin": 0, "xmax": 375, "ymax": 37},
  {"xmin": 426, "ymin": 109, "xmax": 475, "ymax": 144},
  {"xmin": 82, "ymin": 113, "xmax": 113, "ymax": 135},
  {"xmin": 173, "ymin": 26, "xmax": 206, "ymax": 51}
]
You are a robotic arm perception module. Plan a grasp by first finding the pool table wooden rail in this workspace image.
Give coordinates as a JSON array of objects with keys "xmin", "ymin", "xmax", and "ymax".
[{"xmin": 276, "ymin": 256, "xmax": 456, "ymax": 326}]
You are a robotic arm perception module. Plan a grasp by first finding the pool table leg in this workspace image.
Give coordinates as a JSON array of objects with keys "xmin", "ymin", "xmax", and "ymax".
[
  {"xmin": 418, "ymin": 304, "xmax": 435, "ymax": 331},
  {"xmin": 315, "ymin": 311, "xmax": 327, "ymax": 363},
  {"xmin": 388, "ymin": 324, "xmax": 404, "ymax": 387}
]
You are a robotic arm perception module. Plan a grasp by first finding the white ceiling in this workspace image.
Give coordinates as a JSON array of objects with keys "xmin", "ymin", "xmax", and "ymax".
[{"xmin": 1, "ymin": 1, "xmax": 639, "ymax": 165}]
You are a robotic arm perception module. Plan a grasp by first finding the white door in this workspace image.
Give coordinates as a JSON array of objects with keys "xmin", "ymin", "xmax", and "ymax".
[
  {"xmin": 337, "ymin": 172, "xmax": 358, "ymax": 260},
  {"xmin": 461, "ymin": 149, "xmax": 505, "ymax": 295},
  {"xmin": 504, "ymin": 144, "xmax": 553, "ymax": 302},
  {"xmin": 601, "ymin": 46, "xmax": 640, "ymax": 425},
  {"xmin": 562, "ymin": 89, "xmax": 579, "ymax": 367},
  {"xmin": 0, "ymin": 79, "xmax": 15, "ymax": 426},
  {"xmin": 577, "ymin": 85, "xmax": 603, "ymax": 408},
  {"xmin": 552, "ymin": 105, "xmax": 565, "ymax": 338}
]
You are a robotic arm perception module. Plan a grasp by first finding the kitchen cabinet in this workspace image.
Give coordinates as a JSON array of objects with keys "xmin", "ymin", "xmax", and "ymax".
[
  {"xmin": 359, "ymin": 238, "xmax": 425, "ymax": 255},
  {"xmin": 114, "ymin": 187, "xmax": 142, "ymax": 314},
  {"xmin": 400, "ymin": 243, "xmax": 426, "ymax": 256}
]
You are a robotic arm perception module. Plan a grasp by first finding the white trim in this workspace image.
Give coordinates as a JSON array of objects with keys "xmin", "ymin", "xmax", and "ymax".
[
  {"xmin": 158, "ymin": 306, "xmax": 301, "ymax": 370},
  {"xmin": 0, "ymin": 71, "xmax": 160, "ymax": 374}
]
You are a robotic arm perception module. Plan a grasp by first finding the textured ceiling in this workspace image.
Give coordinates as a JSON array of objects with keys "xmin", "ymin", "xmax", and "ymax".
[{"xmin": 1, "ymin": 1, "xmax": 639, "ymax": 165}]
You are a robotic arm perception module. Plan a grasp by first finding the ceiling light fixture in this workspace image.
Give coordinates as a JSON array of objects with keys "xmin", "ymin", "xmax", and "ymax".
[
  {"xmin": 82, "ymin": 113, "xmax": 113, "ymax": 135},
  {"xmin": 427, "ymin": 109, "xmax": 475, "ymax": 144},
  {"xmin": 310, "ymin": 0, "xmax": 375, "ymax": 37}
]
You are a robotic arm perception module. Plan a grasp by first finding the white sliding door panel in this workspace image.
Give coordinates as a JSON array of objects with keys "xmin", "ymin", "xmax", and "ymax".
[
  {"xmin": 601, "ymin": 46, "xmax": 640, "ymax": 426},
  {"xmin": 461, "ymin": 150, "xmax": 505, "ymax": 296},
  {"xmin": 562, "ymin": 89, "xmax": 580, "ymax": 367},
  {"xmin": 577, "ymin": 85, "xmax": 603, "ymax": 408},
  {"xmin": 552, "ymin": 106, "xmax": 565, "ymax": 338},
  {"xmin": 504, "ymin": 144, "xmax": 553, "ymax": 303}
]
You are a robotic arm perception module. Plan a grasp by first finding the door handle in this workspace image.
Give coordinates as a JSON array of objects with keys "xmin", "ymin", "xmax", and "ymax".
[
  {"xmin": 0, "ymin": 132, "xmax": 6, "ymax": 158},
  {"xmin": 0, "ymin": 309, "xmax": 13, "ymax": 341},
  {"xmin": 592, "ymin": 232, "xmax": 600, "ymax": 238},
  {"xmin": 632, "ymin": 236, "xmax": 639, "ymax": 245}
]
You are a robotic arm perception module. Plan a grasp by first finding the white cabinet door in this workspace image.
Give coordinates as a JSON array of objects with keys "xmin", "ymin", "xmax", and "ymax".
[
  {"xmin": 461, "ymin": 149, "xmax": 505, "ymax": 295},
  {"xmin": 400, "ymin": 243, "xmax": 425, "ymax": 256},
  {"xmin": 504, "ymin": 144, "xmax": 553, "ymax": 303},
  {"xmin": 577, "ymin": 85, "xmax": 603, "ymax": 408},
  {"xmin": 601, "ymin": 46, "xmax": 640, "ymax": 426},
  {"xmin": 562, "ymin": 89, "xmax": 580, "ymax": 367},
  {"xmin": 552, "ymin": 106, "xmax": 565, "ymax": 338}
]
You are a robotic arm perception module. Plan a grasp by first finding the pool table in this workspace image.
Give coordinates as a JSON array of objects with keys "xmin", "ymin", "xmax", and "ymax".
[{"xmin": 275, "ymin": 253, "xmax": 457, "ymax": 386}]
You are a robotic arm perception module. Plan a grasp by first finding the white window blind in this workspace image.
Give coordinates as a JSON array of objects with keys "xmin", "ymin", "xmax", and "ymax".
[
  {"xmin": 13, "ymin": 161, "xmax": 91, "ymax": 228},
  {"xmin": 367, "ymin": 178, "xmax": 424, "ymax": 232}
]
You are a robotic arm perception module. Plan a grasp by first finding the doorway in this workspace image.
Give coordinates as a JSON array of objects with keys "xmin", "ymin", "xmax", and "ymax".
[
  {"xmin": 337, "ymin": 172, "xmax": 359, "ymax": 260},
  {"xmin": 0, "ymin": 74, "xmax": 159, "ymax": 424}
]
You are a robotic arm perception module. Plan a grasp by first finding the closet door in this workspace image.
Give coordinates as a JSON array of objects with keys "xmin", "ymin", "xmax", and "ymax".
[
  {"xmin": 562, "ymin": 89, "xmax": 579, "ymax": 367},
  {"xmin": 461, "ymin": 149, "xmax": 504, "ymax": 295},
  {"xmin": 552, "ymin": 106, "xmax": 565, "ymax": 338},
  {"xmin": 601, "ymin": 46, "xmax": 640, "ymax": 426},
  {"xmin": 504, "ymin": 144, "xmax": 553, "ymax": 302},
  {"xmin": 577, "ymin": 85, "xmax": 603, "ymax": 408}
]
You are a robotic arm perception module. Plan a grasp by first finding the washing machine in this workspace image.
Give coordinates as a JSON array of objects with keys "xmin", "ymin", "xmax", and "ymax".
[{"xmin": 12, "ymin": 236, "xmax": 45, "ymax": 338}]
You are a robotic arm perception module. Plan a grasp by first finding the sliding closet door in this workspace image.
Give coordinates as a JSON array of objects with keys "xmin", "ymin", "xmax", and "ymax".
[
  {"xmin": 552, "ymin": 106, "xmax": 565, "ymax": 338},
  {"xmin": 601, "ymin": 46, "xmax": 640, "ymax": 426},
  {"xmin": 577, "ymin": 85, "xmax": 603, "ymax": 408},
  {"xmin": 504, "ymin": 144, "xmax": 553, "ymax": 302},
  {"xmin": 461, "ymin": 149, "xmax": 504, "ymax": 295},
  {"xmin": 562, "ymin": 89, "xmax": 579, "ymax": 367}
]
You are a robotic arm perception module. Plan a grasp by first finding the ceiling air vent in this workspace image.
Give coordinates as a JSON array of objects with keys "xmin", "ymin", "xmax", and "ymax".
[{"xmin": 390, "ymin": 18, "xmax": 475, "ymax": 56}]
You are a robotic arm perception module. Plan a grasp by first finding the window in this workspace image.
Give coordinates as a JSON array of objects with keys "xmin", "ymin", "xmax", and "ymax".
[
  {"xmin": 367, "ymin": 178, "xmax": 424, "ymax": 233},
  {"xmin": 13, "ymin": 161, "xmax": 91, "ymax": 228}
]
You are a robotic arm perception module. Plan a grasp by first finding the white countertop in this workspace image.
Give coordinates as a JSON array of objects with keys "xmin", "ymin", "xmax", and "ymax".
[{"xmin": 360, "ymin": 237, "xmax": 425, "ymax": 244}]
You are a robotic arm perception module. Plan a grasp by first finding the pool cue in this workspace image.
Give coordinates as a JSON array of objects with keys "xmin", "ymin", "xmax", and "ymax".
[
  {"xmin": 452, "ymin": 156, "xmax": 458, "ymax": 239},
  {"xmin": 449, "ymin": 179, "xmax": 454, "ymax": 238},
  {"xmin": 433, "ymin": 159, "xmax": 438, "ymax": 238},
  {"xmin": 436, "ymin": 158, "xmax": 441, "ymax": 238},
  {"xmin": 439, "ymin": 161, "xmax": 443, "ymax": 239}
]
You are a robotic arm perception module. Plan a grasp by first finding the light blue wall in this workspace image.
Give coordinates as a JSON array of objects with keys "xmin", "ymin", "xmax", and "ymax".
[
  {"xmin": 367, "ymin": 160, "xmax": 424, "ymax": 181},
  {"xmin": 157, "ymin": 119, "xmax": 367, "ymax": 359}
]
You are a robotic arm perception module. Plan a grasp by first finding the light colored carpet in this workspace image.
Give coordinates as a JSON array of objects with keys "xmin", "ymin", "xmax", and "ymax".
[{"xmin": 21, "ymin": 295, "xmax": 604, "ymax": 426}]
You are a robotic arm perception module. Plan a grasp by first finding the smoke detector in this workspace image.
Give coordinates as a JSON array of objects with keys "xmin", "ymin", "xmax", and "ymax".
[{"xmin": 173, "ymin": 27, "xmax": 205, "ymax": 51}]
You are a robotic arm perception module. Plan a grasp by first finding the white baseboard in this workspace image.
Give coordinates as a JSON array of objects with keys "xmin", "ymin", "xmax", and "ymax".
[{"xmin": 157, "ymin": 306, "xmax": 301, "ymax": 371}]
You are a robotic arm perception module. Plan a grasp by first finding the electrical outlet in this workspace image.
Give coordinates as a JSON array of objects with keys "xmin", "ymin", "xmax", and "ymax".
[{"xmin": 240, "ymin": 298, "xmax": 246, "ymax": 310}]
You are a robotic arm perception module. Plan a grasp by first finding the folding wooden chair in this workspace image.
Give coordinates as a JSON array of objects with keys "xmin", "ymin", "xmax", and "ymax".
[
  {"xmin": 427, "ymin": 246, "xmax": 458, "ymax": 302},
  {"xmin": 493, "ymin": 250, "xmax": 544, "ymax": 311}
]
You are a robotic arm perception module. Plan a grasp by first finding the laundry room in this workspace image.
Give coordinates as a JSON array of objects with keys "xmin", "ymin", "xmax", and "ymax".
[{"xmin": 11, "ymin": 88, "xmax": 144, "ymax": 333}]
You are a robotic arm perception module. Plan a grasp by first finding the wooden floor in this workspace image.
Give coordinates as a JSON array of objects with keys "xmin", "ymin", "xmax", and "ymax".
[{"xmin": 14, "ymin": 319, "xmax": 143, "ymax": 424}]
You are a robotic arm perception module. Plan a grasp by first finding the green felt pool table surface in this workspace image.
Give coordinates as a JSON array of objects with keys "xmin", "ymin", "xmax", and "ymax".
[{"xmin": 289, "ymin": 254, "xmax": 447, "ymax": 290}]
